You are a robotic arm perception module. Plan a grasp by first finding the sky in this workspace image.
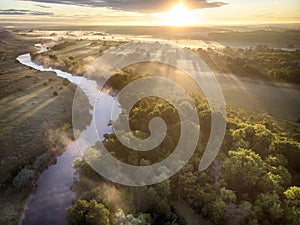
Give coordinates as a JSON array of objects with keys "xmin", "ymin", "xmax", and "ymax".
[{"xmin": 0, "ymin": 0, "xmax": 299, "ymax": 26}]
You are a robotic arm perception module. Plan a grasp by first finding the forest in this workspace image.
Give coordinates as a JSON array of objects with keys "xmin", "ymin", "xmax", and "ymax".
[
  {"xmin": 66, "ymin": 69, "xmax": 300, "ymax": 225},
  {"xmin": 194, "ymin": 46, "xmax": 300, "ymax": 83}
]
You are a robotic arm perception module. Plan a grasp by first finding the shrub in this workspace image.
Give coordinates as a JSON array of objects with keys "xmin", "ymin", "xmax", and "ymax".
[
  {"xmin": 34, "ymin": 152, "xmax": 55, "ymax": 171},
  {"xmin": 12, "ymin": 168, "xmax": 36, "ymax": 191},
  {"xmin": 72, "ymin": 157, "xmax": 83, "ymax": 169},
  {"xmin": 63, "ymin": 78, "xmax": 69, "ymax": 86}
]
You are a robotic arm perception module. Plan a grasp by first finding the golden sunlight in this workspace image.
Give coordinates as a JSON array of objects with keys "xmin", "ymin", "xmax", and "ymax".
[{"xmin": 163, "ymin": 2, "xmax": 195, "ymax": 26}]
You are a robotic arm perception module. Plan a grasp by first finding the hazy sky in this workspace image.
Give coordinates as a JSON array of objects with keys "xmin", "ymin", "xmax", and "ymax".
[{"xmin": 0, "ymin": 0, "xmax": 299, "ymax": 25}]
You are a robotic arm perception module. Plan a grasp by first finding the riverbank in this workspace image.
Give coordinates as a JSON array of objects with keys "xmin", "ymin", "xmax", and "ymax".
[{"xmin": 0, "ymin": 30, "xmax": 76, "ymax": 225}]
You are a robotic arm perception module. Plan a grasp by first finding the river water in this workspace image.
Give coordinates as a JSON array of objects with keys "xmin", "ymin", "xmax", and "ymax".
[
  {"xmin": 21, "ymin": 143, "xmax": 79, "ymax": 225},
  {"xmin": 17, "ymin": 44, "xmax": 120, "ymax": 225}
]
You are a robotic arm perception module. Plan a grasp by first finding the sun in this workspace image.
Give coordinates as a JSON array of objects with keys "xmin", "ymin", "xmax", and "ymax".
[{"xmin": 163, "ymin": 2, "xmax": 194, "ymax": 26}]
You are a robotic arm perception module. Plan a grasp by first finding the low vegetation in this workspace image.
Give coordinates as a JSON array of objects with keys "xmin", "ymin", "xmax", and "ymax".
[{"xmin": 12, "ymin": 169, "xmax": 36, "ymax": 191}]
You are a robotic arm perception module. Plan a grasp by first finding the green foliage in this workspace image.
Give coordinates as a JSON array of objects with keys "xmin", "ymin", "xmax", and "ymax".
[
  {"xmin": 270, "ymin": 139, "xmax": 300, "ymax": 172},
  {"xmin": 80, "ymin": 187, "xmax": 112, "ymax": 211},
  {"xmin": 196, "ymin": 46, "xmax": 300, "ymax": 83},
  {"xmin": 78, "ymin": 160, "xmax": 101, "ymax": 180},
  {"xmin": 231, "ymin": 123, "xmax": 275, "ymax": 157},
  {"xmin": 67, "ymin": 200, "xmax": 110, "ymax": 225},
  {"xmin": 267, "ymin": 165, "xmax": 292, "ymax": 191},
  {"xmin": 253, "ymin": 192, "xmax": 285, "ymax": 224},
  {"xmin": 284, "ymin": 186, "xmax": 300, "ymax": 224},
  {"xmin": 285, "ymin": 186, "xmax": 300, "ymax": 201},
  {"xmin": 223, "ymin": 149, "xmax": 266, "ymax": 194},
  {"xmin": 115, "ymin": 209, "xmax": 151, "ymax": 225},
  {"xmin": 210, "ymin": 198, "xmax": 227, "ymax": 225},
  {"xmin": 128, "ymin": 185, "xmax": 171, "ymax": 219},
  {"xmin": 72, "ymin": 157, "xmax": 84, "ymax": 169},
  {"xmin": 219, "ymin": 187, "xmax": 237, "ymax": 203},
  {"xmin": 224, "ymin": 201, "xmax": 254, "ymax": 225},
  {"xmin": 71, "ymin": 176, "xmax": 97, "ymax": 197},
  {"xmin": 265, "ymin": 154, "xmax": 288, "ymax": 167}
]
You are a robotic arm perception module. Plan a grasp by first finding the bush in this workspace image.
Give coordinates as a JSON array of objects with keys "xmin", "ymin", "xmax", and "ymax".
[
  {"xmin": 67, "ymin": 200, "xmax": 110, "ymax": 225},
  {"xmin": 34, "ymin": 152, "xmax": 55, "ymax": 171},
  {"xmin": 12, "ymin": 168, "xmax": 36, "ymax": 191},
  {"xmin": 72, "ymin": 157, "xmax": 83, "ymax": 169},
  {"xmin": 63, "ymin": 78, "xmax": 69, "ymax": 86}
]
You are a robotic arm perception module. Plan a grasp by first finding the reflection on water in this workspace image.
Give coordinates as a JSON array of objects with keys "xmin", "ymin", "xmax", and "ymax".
[
  {"xmin": 21, "ymin": 143, "xmax": 80, "ymax": 225},
  {"xmin": 17, "ymin": 44, "xmax": 121, "ymax": 225}
]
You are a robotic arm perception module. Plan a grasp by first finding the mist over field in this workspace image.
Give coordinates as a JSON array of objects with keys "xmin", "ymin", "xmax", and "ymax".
[{"xmin": 1, "ymin": 1, "xmax": 300, "ymax": 225}]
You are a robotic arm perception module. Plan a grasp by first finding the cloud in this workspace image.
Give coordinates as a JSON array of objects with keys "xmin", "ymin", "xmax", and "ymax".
[
  {"xmin": 186, "ymin": 0, "xmax": 228, "ymax": 9},
  {"xmin": 253, "ymin": 13, "xmax": 275, "ymax": 18},
  {"xmin": 21, "ymin": 0, "xmax": 227, "ymax": 12},
  {"xmin": 0, "ymin": 9, "xmax": 53, "ymax": 16},
  {"xmin": 35, "ymin": 4, "xmax": 52, "ymax": 8}
]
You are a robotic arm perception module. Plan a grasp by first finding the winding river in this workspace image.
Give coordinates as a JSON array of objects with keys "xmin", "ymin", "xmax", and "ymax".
[{"xmin": 17, "ymin": 44, "xmax": 120, "ymax": 225}]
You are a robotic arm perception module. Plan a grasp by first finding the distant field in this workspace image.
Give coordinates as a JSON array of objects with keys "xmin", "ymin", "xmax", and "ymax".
[{"xmin": 4, "ymin": 24, "xmax": 300, "ymax": 49}]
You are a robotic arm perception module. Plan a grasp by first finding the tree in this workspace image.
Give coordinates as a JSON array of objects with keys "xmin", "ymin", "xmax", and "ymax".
[
  {"xmin": 224, "ymin": 201, "xmax": 254, "ymax": 225},
  {"xmin": 284, "ymin": 186, "xmax": 300, "ymax": 224},
  {"xmin": 210, "ymin": 198, "xmax": 227, "ymax": 225},
  {"xmin": 67, "ymin": 200, "xmax": 110, "ymax": 225},
  {"xmin": 155, "ymin": 180, "xmax": 171, "ymax": 199},
  {"xmin": 127, "ymin": 185, "xmax": 172, "ymax": 222},
  {"xmin": 81, "ymin": 187, "xmax": 112, "ymax": 211},
  {"xmin": 231, "ymin": 123, "xmax": 275, "ymax": 157},
  {"xmin": 270, "ymin": 140, "xmax": 300, "ymax": 172},
  {"xmin": 115, "ymin": 209, "xmax": 151, "ymax": 225},
  {"xmin": 253, "ymin": 192, "xmax": 285, "ymax": 224},
  {"xmin": 223, "ymin": 149, "xmax": 266, "ymax": 195}
]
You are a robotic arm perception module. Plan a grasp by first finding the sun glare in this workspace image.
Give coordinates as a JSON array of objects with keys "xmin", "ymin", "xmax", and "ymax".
[{"xmin": 163, "ymin": 2, "xmax": 194, "ymax": 26}]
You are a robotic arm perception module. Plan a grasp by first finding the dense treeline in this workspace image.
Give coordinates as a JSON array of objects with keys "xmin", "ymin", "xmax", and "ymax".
[
  {"xmin": 67, "ymin": 70, "xmax": 300, "ymax": 225},
  {"xmin": 195, "ymin": 46, "xmax": 300, "ymax": 83}
]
